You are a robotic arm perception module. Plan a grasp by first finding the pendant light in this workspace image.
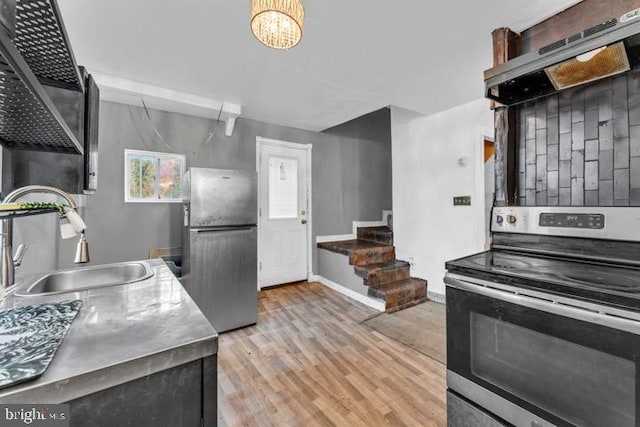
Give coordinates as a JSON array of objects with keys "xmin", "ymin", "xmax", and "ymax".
[{"xmin": 251, "ymin": 0, "xmax": 304, "ymax": 50}]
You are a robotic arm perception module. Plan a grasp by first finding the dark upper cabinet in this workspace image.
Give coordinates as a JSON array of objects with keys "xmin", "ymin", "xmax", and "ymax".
[{"xmin": 0, "ymin": 0, "xmax": 100, "ymax": 194}]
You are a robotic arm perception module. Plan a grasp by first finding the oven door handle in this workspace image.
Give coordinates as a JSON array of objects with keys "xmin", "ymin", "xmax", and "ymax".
[{"xmin": 444, "ymin": 273, "xmax": 640, "ymax": 334}]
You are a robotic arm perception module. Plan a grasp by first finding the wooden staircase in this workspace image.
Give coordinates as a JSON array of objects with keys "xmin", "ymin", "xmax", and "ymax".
[{"xmin": 318, "ymin": 226, "xmax": 428, "ymax": 311}]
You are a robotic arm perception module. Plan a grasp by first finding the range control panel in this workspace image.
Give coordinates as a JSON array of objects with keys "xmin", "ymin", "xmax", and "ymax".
[
  {"xmin": 539, "ymin": 213, "xmax": 604, "ymax": 229},
  {"xmin": 490, "ymin": 207, "xmax": 640, "ymax": 242}
]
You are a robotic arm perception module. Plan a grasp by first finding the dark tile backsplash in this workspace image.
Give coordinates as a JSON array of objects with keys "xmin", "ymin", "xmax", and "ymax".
[{"xmin": 516, "ymin": 72, "xmax": 640, "ymax": 206}]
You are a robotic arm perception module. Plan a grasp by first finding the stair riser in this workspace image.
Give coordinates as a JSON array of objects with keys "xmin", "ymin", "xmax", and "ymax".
[
  {"xmin": 368, "ymin": 279, "xmax": 427, "ymax": 311},
  {"xmin": 349, "ymin": 248, "xmax": 395, "ymax": 266},
  {"xmin": 367, "ymin": 280, "xmax": 428, "ymax": 311},
  {"xmin": 364, "ymin": 266, "xmax": 411, "ymax": 287},
  {"xmin": 357, "ymin": 230, "xmax": 393, "ymax": 245},
  {"xmin": 387, "ymin": 297, "xmax": 429, "ymax": 313}
]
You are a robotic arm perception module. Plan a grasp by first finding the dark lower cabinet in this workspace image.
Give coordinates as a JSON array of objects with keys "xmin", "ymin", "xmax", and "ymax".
[
  {"xmin": 67, "ymin": 355, "xmax": 217, "ymax": 427},
  {"xmin": 447, "ymin": 391, "xmax": 507, "ymax": 427}
]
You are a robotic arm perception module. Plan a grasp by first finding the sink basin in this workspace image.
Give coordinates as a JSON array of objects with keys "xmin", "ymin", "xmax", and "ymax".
[{"xmin": 15, "ymin": 262, "xmax": 154, "ymax": 296}]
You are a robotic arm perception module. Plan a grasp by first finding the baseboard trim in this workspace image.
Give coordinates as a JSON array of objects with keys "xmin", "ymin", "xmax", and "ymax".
[
  {"xmin": 428, "ymin": 291, "xmax": 446, "ymax": 305},
  {"xmin": 311, "ymin": 275, "xmax": 385, "ymax": 312}
]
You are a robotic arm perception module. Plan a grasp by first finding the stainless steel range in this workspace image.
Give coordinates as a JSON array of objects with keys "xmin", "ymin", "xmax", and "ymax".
[{"xmin": 445, "ymin": 206, "xmax": 640, "ymax": 427}]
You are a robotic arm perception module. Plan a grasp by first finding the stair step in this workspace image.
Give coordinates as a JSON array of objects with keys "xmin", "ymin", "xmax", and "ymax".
[
  {"xmin": 357, "ymin": 226, "xmax": 393, "ymax": 245},
  {"xmin": 353, "ymin": 260, "xmax": 410, "ymax": 287},
  {"xmin": 367, "ymin": 278, "xmax": 428, "ymax": 311},
  {"xmin": 317, "ymin": 239, "xmax": 395, "ymax": 266}
]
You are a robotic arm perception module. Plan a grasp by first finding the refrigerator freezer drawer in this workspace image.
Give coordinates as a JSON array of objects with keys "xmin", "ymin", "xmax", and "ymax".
[
  {"xmin": 186, "ymin": 226, "xmax": 257, "ymax": 333},
  {"xmin": 185, "ymin": 168, "xmax": 257, "ymax": 227}
]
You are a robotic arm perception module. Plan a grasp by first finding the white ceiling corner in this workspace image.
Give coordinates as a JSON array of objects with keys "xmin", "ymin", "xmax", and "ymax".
[{"xmin": 59, "ymin": 0, "xmax": 584, "ymax": 132}]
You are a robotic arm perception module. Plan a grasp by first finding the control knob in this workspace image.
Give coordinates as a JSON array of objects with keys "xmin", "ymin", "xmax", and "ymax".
[
  {"xmin": 495, "ymin": 215, "xmax": 504, "ymax": 225},
  {"xmin": 507, "ymin": 215, "xmax": 517, "ymax": 224}
]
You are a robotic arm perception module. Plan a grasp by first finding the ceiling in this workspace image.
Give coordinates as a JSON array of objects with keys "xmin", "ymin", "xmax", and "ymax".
[{"xmin": 57, "ymin": 0, "xmax": 582, "ymax": 132}]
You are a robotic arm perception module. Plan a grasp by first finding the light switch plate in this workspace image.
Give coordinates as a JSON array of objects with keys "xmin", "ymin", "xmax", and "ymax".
[{"xmin": 453, "ymin": 196, "xmax": 471, "ymax": 206}]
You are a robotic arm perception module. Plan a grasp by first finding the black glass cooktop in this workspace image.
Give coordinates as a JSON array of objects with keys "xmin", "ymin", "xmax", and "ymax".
[{"xmin": 446, "ymin": 250, "xmax": 640, "ymax": 311}]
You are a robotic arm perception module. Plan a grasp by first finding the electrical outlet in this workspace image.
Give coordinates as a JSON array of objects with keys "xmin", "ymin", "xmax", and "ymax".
[
  {"xmin": 408, "ymin": 257, "xmax": 415, "ymax": 269},
  {"xmin": 453, "ymin": 195, "xmax": 471, "ymax": 206}
]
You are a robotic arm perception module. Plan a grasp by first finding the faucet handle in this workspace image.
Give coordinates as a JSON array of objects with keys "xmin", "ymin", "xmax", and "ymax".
[{"xmin": 13, "ymin": 244, "xmax": 27, "ymax": 267}]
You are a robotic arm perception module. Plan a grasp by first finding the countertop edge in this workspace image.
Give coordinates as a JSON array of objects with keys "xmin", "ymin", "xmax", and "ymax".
[{"xmin": 0, "ymin": 334, "xmax": 217, "ymax": 404}]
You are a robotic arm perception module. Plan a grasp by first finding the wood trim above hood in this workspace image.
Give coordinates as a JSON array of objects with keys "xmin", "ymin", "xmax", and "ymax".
[{"xmin": 520, "ymin": 0, "xmax": 639, "ymax": 55}]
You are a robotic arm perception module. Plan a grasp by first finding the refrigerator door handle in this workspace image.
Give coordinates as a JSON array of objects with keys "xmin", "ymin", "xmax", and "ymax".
[{"xmin": 195, "ymin": 227, "xmax": 255, "ymax": 233}]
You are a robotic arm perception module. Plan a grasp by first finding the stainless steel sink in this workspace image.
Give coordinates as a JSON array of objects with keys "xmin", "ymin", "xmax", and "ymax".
[{"xmin": 14, "ymin": 262, "xmax": 154, "ymax": 296}]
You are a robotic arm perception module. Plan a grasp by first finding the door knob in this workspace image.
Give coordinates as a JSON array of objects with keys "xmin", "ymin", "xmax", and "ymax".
[{"xmin": 301, "ymin": 219, "xmax": 307, "ymax": 224}]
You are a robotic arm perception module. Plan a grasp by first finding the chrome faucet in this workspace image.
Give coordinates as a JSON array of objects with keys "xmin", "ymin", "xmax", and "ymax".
[{"xmin": 1, "ymin": 185, "xmax": 89, "ymax": 292}]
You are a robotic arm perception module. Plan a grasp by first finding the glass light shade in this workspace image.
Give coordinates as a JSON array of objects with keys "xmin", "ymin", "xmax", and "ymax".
[{"xmin": 251, "ymin": 0, "xmax": 304, "ymax": 49}]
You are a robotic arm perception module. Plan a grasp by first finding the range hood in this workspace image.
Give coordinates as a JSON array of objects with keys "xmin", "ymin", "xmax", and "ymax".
[{"xmin": 485, "ymin": 8, "xmax": 640, "ymax": 106}]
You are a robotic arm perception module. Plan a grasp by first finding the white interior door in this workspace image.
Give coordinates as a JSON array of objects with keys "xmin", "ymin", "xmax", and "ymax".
[{"xmin": 258, "ymin": 139, "xmax": 311, "ymax": 288}]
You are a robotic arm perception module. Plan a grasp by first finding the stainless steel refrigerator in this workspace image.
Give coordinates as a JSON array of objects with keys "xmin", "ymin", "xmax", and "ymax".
[{"xmin": 182, "ymin": 167, "xmax": 258, "ymax": 333}]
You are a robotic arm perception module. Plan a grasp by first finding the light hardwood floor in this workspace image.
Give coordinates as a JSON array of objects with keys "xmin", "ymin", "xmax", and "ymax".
[{"xmin": 218, "ymin": 281, "xmax": 446, "ymax": 427}]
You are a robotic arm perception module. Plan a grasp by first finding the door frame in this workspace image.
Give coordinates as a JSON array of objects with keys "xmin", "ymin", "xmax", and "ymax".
[
  {"xmin": 256, "ymin": 136, "xmax": 313, "ymax": 290},
  {"xmin": 482, "ymin": 135, "xmax": 495, "ymax": 250}
]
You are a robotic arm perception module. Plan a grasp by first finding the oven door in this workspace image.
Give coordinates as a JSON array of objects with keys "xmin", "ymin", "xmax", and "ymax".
[{"xmin": 445, "ymin": 273, "xmax": 640, "ymax": 427}]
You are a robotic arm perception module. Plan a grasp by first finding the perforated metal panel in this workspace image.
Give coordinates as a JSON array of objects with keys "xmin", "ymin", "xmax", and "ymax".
[
  {"xmin": 14, "ymin": 0, "xmax": 83, "ymax": 91},
  {"xmin": 0, "ymin": 30, "xmax": 82, "ymax": 153}
]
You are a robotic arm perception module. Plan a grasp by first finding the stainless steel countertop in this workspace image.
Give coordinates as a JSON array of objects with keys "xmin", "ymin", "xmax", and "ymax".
[{"xmin": 0, "ymin": 259, "xmax": 218, "ymax": 403}]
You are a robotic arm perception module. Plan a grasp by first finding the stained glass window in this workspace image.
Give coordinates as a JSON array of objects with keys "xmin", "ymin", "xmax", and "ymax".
[{"xmin": 124, "ymin": 149, "xmax": 185, "ymax": 203}]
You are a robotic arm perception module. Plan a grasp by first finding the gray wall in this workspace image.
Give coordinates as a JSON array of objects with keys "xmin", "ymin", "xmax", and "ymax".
[
  {"xmin": 47, "ymin": 101, "xmax": 392, "ymax": 272},
  {"xmin": 318, "ymin": 249, "xmax": 370, "ymax": 296},
  {"xmin": 321, "ymin": 107, "xmax": 392, "ymax": 220},
  {"xmin": 516, "ymin": 72, "xmax": 640, "ymax": 206},
  {"xmin": 323, "ymin": 107, "xmax": 392, "ymax": 144}
]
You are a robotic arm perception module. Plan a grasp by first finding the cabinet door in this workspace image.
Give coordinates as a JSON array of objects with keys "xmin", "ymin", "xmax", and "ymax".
[{"xmin": 83, "ymin": 73, "xmax": 99, "ymax": 193}]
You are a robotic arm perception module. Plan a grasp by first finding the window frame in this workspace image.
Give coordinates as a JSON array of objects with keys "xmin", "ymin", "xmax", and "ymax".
[{"xmin": 124, "ymin": 149, "xmax": 186, "ymax": 203}]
